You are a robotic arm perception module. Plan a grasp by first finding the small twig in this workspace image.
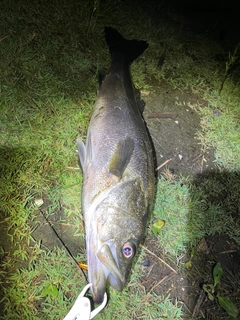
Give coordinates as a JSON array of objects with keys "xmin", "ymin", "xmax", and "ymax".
[
  {"xmin": 141, "ymin": 245, "xmax": 177, "ymax": 274},
  {"xmin": 187, "ymin": 153, "xmax": 203, "ymax": 164},
  {"xmin": 178, "ymin": 300, "xmax": 193, "ymax": 317},
  {"xmin": 200, "ymin": 309, "xmax": 206, "ymax": 319},
  {"xmin": 192, "ymin": 289, "xmax": 207, "ymax": 318},
  {"xmin": 200, "ymin": 146, "xmax": 206, "ymax": 173},
  {"xmin": 148, "ymin": 272, "xmax": 175, "ymax": 294},
  {"xmin": 0, "ymin": 35, "xmax": 9, "ymax": 43},
  {"xmin": 155, "ymin": 158, "xmax": 173, "ymax": 171},
  {"xmin": 146, "ymin": 263, "xmax": 155, "ymax": 277},
  {"xmin": 214, "ymin": 249, "xmax": 238, "ymax": 254},
  {"xmin": 147, "ymin": 112, "xmax": 178, "ymax": 119}
]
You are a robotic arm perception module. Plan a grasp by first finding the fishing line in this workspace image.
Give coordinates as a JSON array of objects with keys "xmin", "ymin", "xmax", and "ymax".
[{"xmin": 39, "ymin": 208, "xmax": 88, "ymax": 283}]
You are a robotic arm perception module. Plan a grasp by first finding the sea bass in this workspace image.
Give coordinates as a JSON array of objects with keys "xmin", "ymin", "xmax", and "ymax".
[{"xmin": 77, "ymin": 27, "xmax": 155, "ymax": 303}]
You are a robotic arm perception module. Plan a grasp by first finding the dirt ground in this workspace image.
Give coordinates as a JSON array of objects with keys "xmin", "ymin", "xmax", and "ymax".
[
  {"xmin": 140, "ymin": 81, "xmax": 240, "ymax": 319},
  {"xmin": 143, "ymin": 79, "xmax": 216, "ymax": 176},
  {"xmin": 29, "ymin": 80, "xmax": 240, "ymax": 319},
  {"xmin": 140, "ymin": 234, "xmax": 240, "ymax": 319}
]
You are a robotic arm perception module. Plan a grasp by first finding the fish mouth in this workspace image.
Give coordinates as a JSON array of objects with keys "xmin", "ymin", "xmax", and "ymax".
[
  {"xmin": 97, "ymin": 243, "xmax": 125, "ymax": 290},
  {"xmin": 89, "ymin": 242, "xmax": 125, "ymax": 303}
]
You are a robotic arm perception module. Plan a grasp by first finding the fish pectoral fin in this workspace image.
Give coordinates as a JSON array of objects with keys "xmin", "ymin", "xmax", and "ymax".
[
  {"xmin": 97, "ymin": 243, "xmax": 124, "ymax": 290},
  {"xmin": 76, "ymin": 139, "xmax": 86, "ymax": 171},
  {"xmin": 109, "ymin": 137, "xmax": 134, "ymax": 179},
  {"xmin": 77, "ymin": 132, "xmax": 93, "ymax": 172}
]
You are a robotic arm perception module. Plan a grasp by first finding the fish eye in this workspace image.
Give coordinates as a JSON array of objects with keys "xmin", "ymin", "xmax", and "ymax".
[{"xmin": 122, "ymin": 242, "xmax": 136, "ymax": 259}]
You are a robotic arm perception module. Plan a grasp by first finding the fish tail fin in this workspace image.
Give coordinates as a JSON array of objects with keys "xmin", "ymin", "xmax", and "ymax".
[{"xmin": 104, "ymin": 27, "xmax": 148, "ymax": 63}]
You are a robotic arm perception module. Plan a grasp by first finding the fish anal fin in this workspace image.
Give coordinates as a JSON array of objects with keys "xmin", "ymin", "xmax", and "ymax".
[{"xmin": 109, "ymin": 137, "xmax": 134, "ymax": 179}]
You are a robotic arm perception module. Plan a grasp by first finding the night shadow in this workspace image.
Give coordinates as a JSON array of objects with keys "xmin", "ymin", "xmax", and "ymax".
[
  {"xmin": 0, "ymin": 146, "xmax": 28, "ymax": 316},
  {"xmin": 185, "ymin": 170, "xmax": 240, "ymax": 319}
]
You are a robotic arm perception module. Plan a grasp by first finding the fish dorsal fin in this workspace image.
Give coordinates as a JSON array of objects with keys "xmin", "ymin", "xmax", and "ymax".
[{"xmin": 109, "ymin": 137, "xmax": 134, "ymax": 179}]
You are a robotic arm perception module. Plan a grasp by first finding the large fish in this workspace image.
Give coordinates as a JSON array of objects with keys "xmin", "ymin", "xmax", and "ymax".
[{"xmin": 77, "ymin": 27, "xmax": 155, "ymax": 303}]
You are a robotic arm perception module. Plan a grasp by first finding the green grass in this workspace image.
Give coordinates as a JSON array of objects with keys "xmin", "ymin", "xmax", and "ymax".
[
  {"xmin": 197, "ymin": 89, "xmax": 240, "ymax": 170},
  {"xmin": 1, "ymin": 0, "xmax": 240, "ymax": 318},
  {"xmin": 152, "ymin": 172, "xmax": 240, "ymax": 258},
  {"xmin": 0, "ymin": 246, "xmax": 86, "ymax": 320},
  {"xmin": 151, "ymin": 176, "xmax": 190, "ymax": 256}
]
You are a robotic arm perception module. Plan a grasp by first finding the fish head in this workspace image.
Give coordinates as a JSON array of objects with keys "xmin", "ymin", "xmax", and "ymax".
[{"xmin": 85, "ymin": 177, "xmax": 148, "ymax": 303}]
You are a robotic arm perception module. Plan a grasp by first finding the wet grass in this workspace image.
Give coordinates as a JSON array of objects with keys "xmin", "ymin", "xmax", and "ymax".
[{"xmin": 1, "ymin": 0, "xmax": 240, "ymax": 319}]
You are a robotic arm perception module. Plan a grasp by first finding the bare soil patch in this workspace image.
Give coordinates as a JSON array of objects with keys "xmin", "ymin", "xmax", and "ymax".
[
  {"xmin": 143, "ymin": 79, "xmax": 216, "ymax": 176},
  {"xmin": 139, "ymin": 81, "xmax": 240, "ymax": 319}
]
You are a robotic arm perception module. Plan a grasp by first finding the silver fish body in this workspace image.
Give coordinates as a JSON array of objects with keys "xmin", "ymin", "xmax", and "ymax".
[{"xmin": 77, "ymin": 27, "xmax": 155, "ymax": 303}]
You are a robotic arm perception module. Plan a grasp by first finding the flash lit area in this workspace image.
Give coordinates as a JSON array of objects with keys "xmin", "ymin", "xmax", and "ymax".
[{"xmin": 0, "ymin": 0, "xmax": 240, "ymax": 319}]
